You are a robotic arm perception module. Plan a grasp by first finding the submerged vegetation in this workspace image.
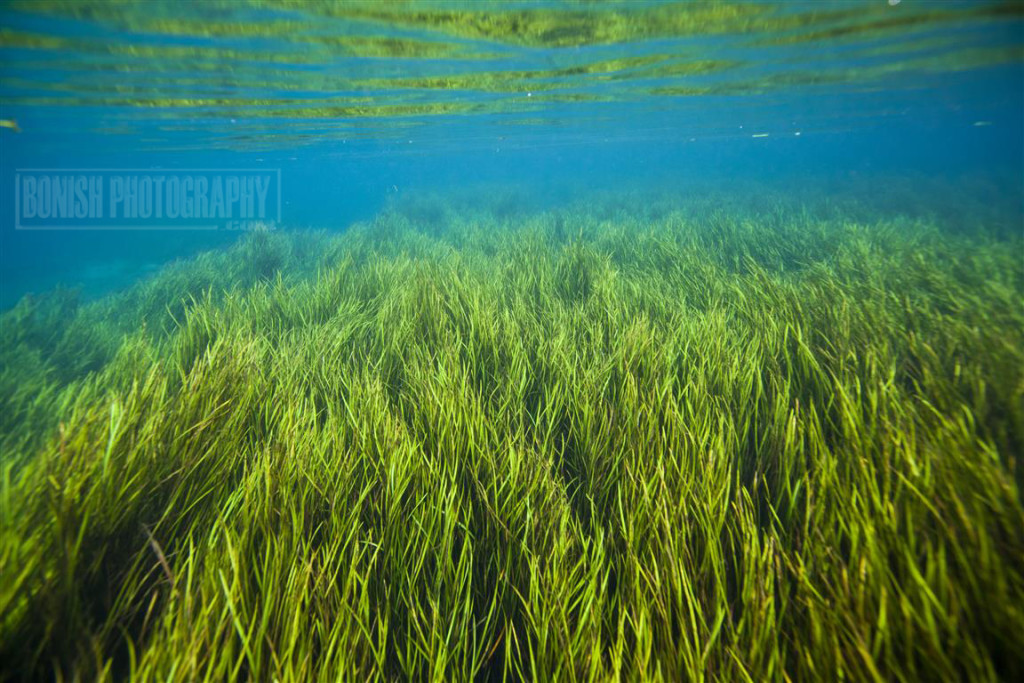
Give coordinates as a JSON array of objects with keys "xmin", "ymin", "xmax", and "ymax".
[{"xmin": 0, "ymin": 189, "xmax": 1022, "ymax": 681}]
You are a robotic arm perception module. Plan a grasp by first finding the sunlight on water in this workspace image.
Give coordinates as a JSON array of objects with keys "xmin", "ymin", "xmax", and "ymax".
[{"xmin": 0, "ymin": 0, "xmax": 1021, "ymax": 148}]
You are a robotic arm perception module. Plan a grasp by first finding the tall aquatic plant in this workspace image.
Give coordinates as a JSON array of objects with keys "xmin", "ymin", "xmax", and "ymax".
[{"xmin": 0, "ymin": 188, "xmax": 1021, "ymax": 681}]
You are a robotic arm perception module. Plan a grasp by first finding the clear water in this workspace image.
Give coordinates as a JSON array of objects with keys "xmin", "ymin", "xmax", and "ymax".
[
  {"xmin": 0, "ymin": 0, "xmax": 1020, "ymax": 307},
  {"xmin": 2, "ymin": 4, "xmax": 1024, "ymax": 680}
]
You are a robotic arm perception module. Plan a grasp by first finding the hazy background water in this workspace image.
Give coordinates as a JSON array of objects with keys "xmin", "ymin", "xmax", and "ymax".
[{"xmin": 0, "ymin": 0, "xmax": 1021, "ymax": 309}]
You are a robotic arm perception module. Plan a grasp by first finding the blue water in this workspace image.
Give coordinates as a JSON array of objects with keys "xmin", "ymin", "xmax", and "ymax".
[{"xmin": 0, "ymin": 0, "xmax": 1021, "ymax": 308}]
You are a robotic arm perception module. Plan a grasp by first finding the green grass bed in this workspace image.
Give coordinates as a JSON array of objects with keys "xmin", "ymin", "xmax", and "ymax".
[{"xmin": 1, "ymin": 188, "xmax": 1022, "ymax": 681}]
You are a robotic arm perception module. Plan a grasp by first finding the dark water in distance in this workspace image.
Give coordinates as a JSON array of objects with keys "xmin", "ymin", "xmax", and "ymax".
[{"xmin": 0, "ymin": 0, "xmax": 1021, "ymax": 307}]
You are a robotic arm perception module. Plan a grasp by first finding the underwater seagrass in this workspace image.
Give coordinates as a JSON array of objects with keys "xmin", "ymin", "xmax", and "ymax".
[{"xmin": 0, "ymin": 186, "xmax": 1021, "ymax": 681}]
